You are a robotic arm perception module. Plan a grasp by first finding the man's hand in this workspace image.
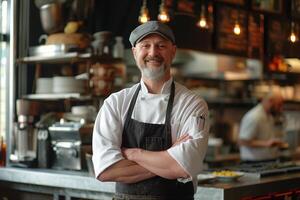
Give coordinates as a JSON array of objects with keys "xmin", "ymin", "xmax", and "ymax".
[
  {"xmin": 122, "ymin": 148, "xmax": 140, "ymax": 160},
  {"xmin": 266, "ymin": 138, "xmax": 288, "ymax": 148},
  {"xmin": 172, "ymin": 133, "xmax": 192, "ymax": 147}
]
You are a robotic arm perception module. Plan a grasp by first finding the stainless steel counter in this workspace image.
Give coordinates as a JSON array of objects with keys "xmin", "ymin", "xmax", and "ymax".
[
  {"xmin": 0, "ymin": 167, "xmax": 115, "ymax": 200},
  {"xmin": 0, "ymin": 167, "xmax": 300, "ymax": 200}
]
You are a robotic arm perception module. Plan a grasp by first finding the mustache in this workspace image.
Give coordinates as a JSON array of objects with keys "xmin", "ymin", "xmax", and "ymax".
[{"xmin": 144, "ymin": 56, "xmax": 163, "ymax": 63}]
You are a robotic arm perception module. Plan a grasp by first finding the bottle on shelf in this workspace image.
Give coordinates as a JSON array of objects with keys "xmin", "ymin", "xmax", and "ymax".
[
  {"xmin": 0, "ymin": 136, "xmax": 6, "ymax": 167},
  {"xmin": 113, "ymin": 36, "xmax": 125, "ymax": 59}
]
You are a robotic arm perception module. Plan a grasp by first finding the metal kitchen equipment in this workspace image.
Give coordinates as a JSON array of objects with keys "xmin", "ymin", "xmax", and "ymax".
[
  {"xmin": 9, "ymin": 99, "xmax": 41, "ymax": 167},
  {"xmin": 39, "ymin": 2, "xmax": 64, "ymax": 34},
  {"xmin": 227, "ymin": 161, "xmax": 300, "ymax": 178},
  {"xmin": 36, "ymin": 113, "xmax": 58, "ymax": 168},
  {"xmin": 10, "ymin": 115, "xmax": 38, "ymax": 168},
  {"xmin": 48, "ymin": 119, "xmax": 92, "ymax": 170},
  {"xmin": 28, "ymin": 44, "xmax": 79, "ymax": 57}
]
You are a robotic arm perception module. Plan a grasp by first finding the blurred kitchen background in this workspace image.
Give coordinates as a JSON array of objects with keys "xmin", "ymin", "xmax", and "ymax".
[{"xmin": 1, "ymin": 0, "xmax": 300, "ymax": 199}]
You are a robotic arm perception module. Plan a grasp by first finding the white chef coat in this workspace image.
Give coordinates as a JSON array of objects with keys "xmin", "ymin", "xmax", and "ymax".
[
  {"xmin": 239, "ymin": 104, "xmax": 278, "ymax": 161},
  {"xmin": 92, "ymin": 78, "xmax": 209, "ymax": 192}
]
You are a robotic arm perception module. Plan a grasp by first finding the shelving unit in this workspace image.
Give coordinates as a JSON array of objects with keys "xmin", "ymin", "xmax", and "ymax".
[{"xmin": 22, "ymin": 93, "xmax": 92, "ymax": 101}]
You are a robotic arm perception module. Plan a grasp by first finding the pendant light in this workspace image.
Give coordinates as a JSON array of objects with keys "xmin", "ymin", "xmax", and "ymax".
[
  {"xmin": 139, "ymin": 0, "xmax": 150, "ymax": 24},
  {"xmin": 158, "ymin": 0, "xmax": 170, "ymax": 23},
  {"xmin": 197, "ymin": 4, "xmax": 207, "ymax": 28},
  {"xmin": 289, "ymin": 21, "xmax": 297, "ymax": 43},
  {"xmin": 233, "ymin": 13, "xmax": 241, "ymax": 35},
  {"xmin": 233, "ymin": 21, "xmax": 241, "ymax": 35}
]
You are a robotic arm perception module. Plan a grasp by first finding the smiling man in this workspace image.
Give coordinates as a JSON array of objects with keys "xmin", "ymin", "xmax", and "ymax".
[{"xmin": 92, "ymin": 21, "xmax": 209, "ymax": 200}]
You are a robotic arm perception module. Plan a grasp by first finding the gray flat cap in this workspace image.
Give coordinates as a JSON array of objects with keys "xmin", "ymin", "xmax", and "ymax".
[{"xmin": 129, "ymin": 21, "xmax": 175, "ymax": 46}]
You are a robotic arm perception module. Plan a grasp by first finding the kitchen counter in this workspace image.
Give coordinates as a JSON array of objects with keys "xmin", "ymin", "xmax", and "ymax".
[
  {"xmin": 0, "ymin": 167, "xmax": 300, "ymax": 200},
  {"xmin": 0, "ymin": 167, "xmax": 114, "ymax": 200},
  {"xmin": 197, "ymin": 172, "xmax": 300, "ymax": 199}
]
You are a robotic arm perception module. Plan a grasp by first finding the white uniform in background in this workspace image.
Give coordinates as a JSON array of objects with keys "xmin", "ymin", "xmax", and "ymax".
[
  {"xmin": 239, "ymin": 104, "xmax": 278, "ymax": 161},
  {"xmin": 92, "ymin": 78, "xmax": 209, "ymax": 191}
]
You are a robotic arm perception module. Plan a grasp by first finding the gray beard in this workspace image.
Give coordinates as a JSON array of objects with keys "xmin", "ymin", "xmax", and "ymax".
[{"xmin": 141, "ymin": 65, "xmax": 165, "ymax": 80}]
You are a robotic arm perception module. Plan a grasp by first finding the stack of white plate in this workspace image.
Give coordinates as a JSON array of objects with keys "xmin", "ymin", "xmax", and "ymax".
[
  {"xmin": 36, "ymin": 78, "xmax": 53, "ymax": 94},
  {"xmin": 52, "ymin": 76, "xmax": 85, "ymax": 93}
]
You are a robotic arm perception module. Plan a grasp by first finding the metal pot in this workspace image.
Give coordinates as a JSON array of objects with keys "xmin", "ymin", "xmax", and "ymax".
[{"xmin": 39, "ymin": 3, "xmax": 64, "ymax": 34}]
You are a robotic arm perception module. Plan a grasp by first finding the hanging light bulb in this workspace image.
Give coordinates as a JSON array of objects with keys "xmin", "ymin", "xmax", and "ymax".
[
  {"xmin": 290, "ymin": 32, "xmax": 297, "ymax": 42},
  {"xmin": 233, "ymin": 12, "xmax": 241, "ymax": 35},
  {"xmin": 158, "ymin": 0, "xmax": 170, "ymax": 23},
  {"xmin": 233, "ymin": 21, "xmax": 241, "ymax": 35},
  {"xmin": 197, "ymin": 4, "xmax": 207, "ymax": 28},
  {"xmin": 139, "ymin": 0, "xmax": 150, "ymax": 24},
  {"xmin": 289, "ymin": 22, "xmax": 298, "ymax": 43}
]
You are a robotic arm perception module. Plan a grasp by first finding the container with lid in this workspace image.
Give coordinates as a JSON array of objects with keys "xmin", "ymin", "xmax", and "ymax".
[{"xmin": 113, "ymin": 36, "xmax": 124, "ymax": 59}]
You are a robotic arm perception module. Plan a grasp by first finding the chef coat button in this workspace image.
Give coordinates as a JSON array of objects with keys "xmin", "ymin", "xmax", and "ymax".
[{"xmin": 140, "ymin": 96, "xmax": 145, "ymax": 100}]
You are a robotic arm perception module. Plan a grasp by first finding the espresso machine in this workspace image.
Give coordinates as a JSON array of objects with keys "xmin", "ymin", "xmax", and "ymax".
[{"xmin": 48, "ymin": 119, "xmax": 92, "ymax": 170}]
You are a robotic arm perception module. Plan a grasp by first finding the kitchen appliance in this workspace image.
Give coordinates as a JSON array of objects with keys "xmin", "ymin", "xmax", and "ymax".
[
  {"xmin": 36, "ymin": 113, "xmax": 58, "ymax": 168},
  {"xmin": 9, "ymin": 100, "xmax": 41, "ymax": 167},
  {"xmin": 48, "ymin": 120, "xmax": 92, "ymax": 170},
  {"xmin": 10, "ymin": 115, "xmax": 38, "ymax": 168}
]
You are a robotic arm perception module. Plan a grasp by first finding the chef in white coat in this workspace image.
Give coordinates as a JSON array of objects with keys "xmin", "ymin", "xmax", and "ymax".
[
  {"xmin": 238, "ymin": 90, "xmax": 287, "ymax": 162},
  {"xmin": 92, "ymin": 21, "xmax": 209, "ymax": 200}
]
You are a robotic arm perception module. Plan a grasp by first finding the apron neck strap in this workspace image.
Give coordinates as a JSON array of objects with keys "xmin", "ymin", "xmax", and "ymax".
[
  {"xmin": 165, "ymin": 81, "xmax": 175, "ymax": 125},
  {"xmin": 124, "ymin": 84, "xmax": 141, "ymax": 128},
  {"xmin": 124, "ymin": 81, "xmax": 175, "ymax": 127}
]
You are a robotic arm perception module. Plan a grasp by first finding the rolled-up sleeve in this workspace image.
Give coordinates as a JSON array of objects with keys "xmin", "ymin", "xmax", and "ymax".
[
  {"xmin": 167, "ymin": 99, "xmax": 209, "ymax": 179},
  {"xmin": 92, "ymin": 98, "xmax": 124, "ymax": 178}
]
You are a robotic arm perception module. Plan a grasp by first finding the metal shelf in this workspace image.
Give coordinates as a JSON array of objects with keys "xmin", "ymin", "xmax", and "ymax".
[
  {"xmin": 17, "ymin": 52, "xmax": 91, "ymax": 64},
  {"xmin": 17, "ymin": 53, "xmax": 123, "ymax": 64},
  {"xmin": 22, "ymin": 93, "xmax": 92, "ymax": 100}
]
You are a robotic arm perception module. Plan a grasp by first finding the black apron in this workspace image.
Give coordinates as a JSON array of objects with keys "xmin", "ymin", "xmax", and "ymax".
[{"xmin": 114, "ymin": 82, "xmax": 194, "ymax": 200}]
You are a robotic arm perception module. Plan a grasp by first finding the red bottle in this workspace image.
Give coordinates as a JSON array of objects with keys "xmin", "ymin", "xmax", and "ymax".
[{"xmin": 0, "ymin": 136, "xmax": 6, "ymax": 167}]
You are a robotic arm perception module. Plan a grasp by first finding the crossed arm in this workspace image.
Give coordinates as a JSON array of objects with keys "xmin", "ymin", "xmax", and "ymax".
[{"xmin": 98, "ymin": 134, "xmax": 191, "ymax": 183}]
